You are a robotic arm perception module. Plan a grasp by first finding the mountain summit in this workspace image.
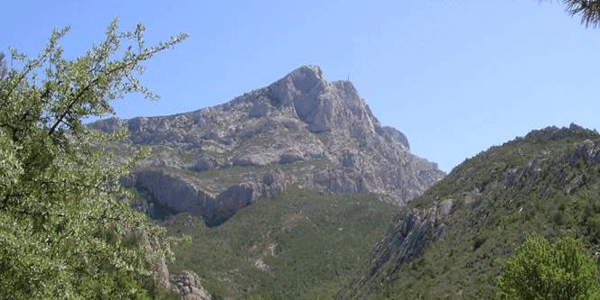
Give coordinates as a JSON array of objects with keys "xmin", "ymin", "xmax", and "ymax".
[{"xmin": 91, "ymin": 65, "xmax": 444, "ymax": 226}]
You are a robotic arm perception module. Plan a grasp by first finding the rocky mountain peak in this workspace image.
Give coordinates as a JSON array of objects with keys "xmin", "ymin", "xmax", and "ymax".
[
  {"xmin": 265, "ymin": 65, "xmax": 379, "ymax": 136},
  {"xmin": 270, "ymin": 65, "xmax": 326, "ymax": 100},
  {"xmin": 92, "ymin": 66, "xmax": 444, "ymax": 226},
  {"xmin": 270, "ymin": 65, "xmax": 325, "ymax": 96}
]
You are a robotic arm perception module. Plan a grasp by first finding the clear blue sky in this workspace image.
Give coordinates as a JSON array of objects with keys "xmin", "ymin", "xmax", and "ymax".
[{"xmin": 2, "ymin": 0, "xmax": 599, "ymax": 172}]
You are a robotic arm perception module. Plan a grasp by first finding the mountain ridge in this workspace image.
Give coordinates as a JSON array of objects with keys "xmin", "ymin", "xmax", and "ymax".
[
  {"xmin": 91, "ymin": 65, "xmax": 444, "ymax": 226},
  {"xmin": 339, "ymin": 123, "xmax": 600, "ymax": 299}
]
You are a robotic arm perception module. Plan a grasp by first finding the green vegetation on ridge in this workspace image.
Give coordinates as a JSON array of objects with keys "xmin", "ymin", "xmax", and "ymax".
[{"xmin": 348, "ymin": 125, "xmax": 600, "ymax": 299}]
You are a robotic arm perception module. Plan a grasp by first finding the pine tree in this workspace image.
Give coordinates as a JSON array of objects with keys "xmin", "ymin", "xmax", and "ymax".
[{"xmin": 542, "ymin": 0, "xmax": 600, "ymax": 27}]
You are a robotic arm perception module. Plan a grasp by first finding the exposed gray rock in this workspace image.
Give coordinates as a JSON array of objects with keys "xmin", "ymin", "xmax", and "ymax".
[
  {"xmin": 90, "ymin": 65, "xmax": 445, "ymax": 226},
  {"xmin": 171, "ymin": 270, "xmax": 212, "ymax": 300},
  {"xmin": 377, "ymin": 125, "xmax": 410, "ymax": 151},
  {"xmin": 134, "ymin": 170, "xmax": 259, "ymax": 227},
  {"xmin": 338, "ymin": 201, "xmax": 451, "ymax": 300},
  {"xmin": 233, "ymin": 153, "xmax": 277, "ymax": 166},
  {"xmin": 249, "ymin": 101, "xmax": 270, "ymax": 118},
  {"xmin": 279, "ymin": 150, "xmax": 304, "ymax": 164},
  {"xmin": 261, "ymin": 170, "xmax": 287, "ymax": 198},
  {"xmin": 368, "ymin": 210, "xmax": 435, "ymax": 277},
  {"xmin": 187, "ymin": 157, "xmax": 218, "ymax": 172},
  {"xmin": 143, "ymin": 231, "xmax": 172, "ymax": 290},
  {"xmin": 128, "ymin": 116, "xmax": 149, "ymax": 133},
  {"xmin": 134, "ymin": 170, "xmax": 216, "ymax": 222},
  {"xmin": 141, "ymin": 228, "xmax": 212, "ymax": 299},
  {"xmin": 340, "ymin": 150, "xmax": 355, "ymax": 168}
]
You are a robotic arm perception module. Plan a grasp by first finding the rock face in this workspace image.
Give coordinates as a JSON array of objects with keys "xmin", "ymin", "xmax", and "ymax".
[
  {"xmin": 143, "ymin": 231, "xmax": 212, "ymax": 299},
  {"xmin": 337, "ymin": 201, "xmax": 452, "ymax": 300},
  {"xmin": 171, "ymin": 271, "xmax": 212, "ymax": 300},
  {"xmin": 91, "ymin": 65, "xmax": 444, "ymax": 226}
]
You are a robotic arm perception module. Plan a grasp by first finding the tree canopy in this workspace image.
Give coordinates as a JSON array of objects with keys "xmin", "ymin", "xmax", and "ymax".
[
  {"xmin": 0, "ymin": 18, "xmax": 187, "ymax": 299},
  {"xmin": 496, "ymin": 234, "xmax": 600, "ymax": 300}
]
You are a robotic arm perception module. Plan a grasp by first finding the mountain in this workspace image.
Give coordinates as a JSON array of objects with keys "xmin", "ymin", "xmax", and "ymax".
[
  {"xmin": 338, "ymin": 124, "xmax": 600, "ymax": 299},
  {"xmin": 91, "ymin": 65, "xmax": 444, "ymax": 227}
]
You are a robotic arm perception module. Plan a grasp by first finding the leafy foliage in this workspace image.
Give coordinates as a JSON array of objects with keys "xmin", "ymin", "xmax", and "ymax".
[
  {"xmin": 496, "ymin": 234, "xmax": 600, "ymax": 300},
  {"xmin": 563, "ymin": 0, "xmax": 600, "ymax": 27},
  {"xmin": 0, "ymin": 19, "xmax": 187, "ymax": 299}
]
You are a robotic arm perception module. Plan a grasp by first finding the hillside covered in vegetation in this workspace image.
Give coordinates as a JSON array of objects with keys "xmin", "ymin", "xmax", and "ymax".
[
  {"xmin": 339, "ymin": 124, "xmax": 600, "ymax": 299},
  {"xmin": 164, "ymin": 187, "xmax": 397, "ymax": 299}
]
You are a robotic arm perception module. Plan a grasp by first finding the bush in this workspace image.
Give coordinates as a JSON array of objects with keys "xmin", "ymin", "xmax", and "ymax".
[{"xmin": 496, "ymin": 234, "xmax": 600, "ymax": 300}]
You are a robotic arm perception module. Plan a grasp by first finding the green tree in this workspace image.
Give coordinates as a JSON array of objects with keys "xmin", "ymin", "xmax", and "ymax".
[
  {"xmin": 0, "ymin": 52, "xmax": 7, "ymax": 79},
  {"xmin": 564, "ymin": 0, "xmax": 600, "ymax": 27},
  {"xmin": 496, "ymin": 234, "xmax": 600, "ymax": 300},
  {"xmin": 0, "ymin": 18, "xmax": 187, "ymax": 299}
]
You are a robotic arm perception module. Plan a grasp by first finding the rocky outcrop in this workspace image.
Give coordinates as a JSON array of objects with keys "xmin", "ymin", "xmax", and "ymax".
[
  {"xmin": 135, "ymin": 170, "xmax": 258, "ymax": 227},
  {"xmin": 91, "ymin": 65, "xmax": 444, "ymax": 226},
  {"xmin": 171, "ymin": 271, "xmax": 212, "ymax": 300},
  {"xmin": 368, "ymin": 199, "xmax": 453, "ymax": 278},
  {"xmin": 133, "ymin": 168, "xmax": 291, "ymax": 227},
  {"xmin": 142, "ymin": 231, "xmax": 212, "ymax": 299},
  {"xmin": 337, "ymin": 199, "xmax": 453, "ymax": 300}
]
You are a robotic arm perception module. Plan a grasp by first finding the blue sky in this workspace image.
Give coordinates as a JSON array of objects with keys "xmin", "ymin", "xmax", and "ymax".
[{"xmin": 1, "ymin": 0, "xmax": 599, "ymax": 172}]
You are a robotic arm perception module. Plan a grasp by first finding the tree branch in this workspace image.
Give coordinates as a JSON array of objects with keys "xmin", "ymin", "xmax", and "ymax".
[{"xmin": 48, "ymin": 62, "xmax": 130, "ymax": 136}]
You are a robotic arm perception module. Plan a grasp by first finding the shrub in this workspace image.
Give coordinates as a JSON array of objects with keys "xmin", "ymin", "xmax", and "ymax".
[{"xmin": 496, "ymin": 234, "xmax": 600, "ymax": 300}]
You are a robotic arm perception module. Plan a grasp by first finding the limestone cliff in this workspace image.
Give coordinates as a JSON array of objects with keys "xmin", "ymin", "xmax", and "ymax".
[{"xmin": 92, "ymin": 66, "xmax": 444, "ymax": 226}]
